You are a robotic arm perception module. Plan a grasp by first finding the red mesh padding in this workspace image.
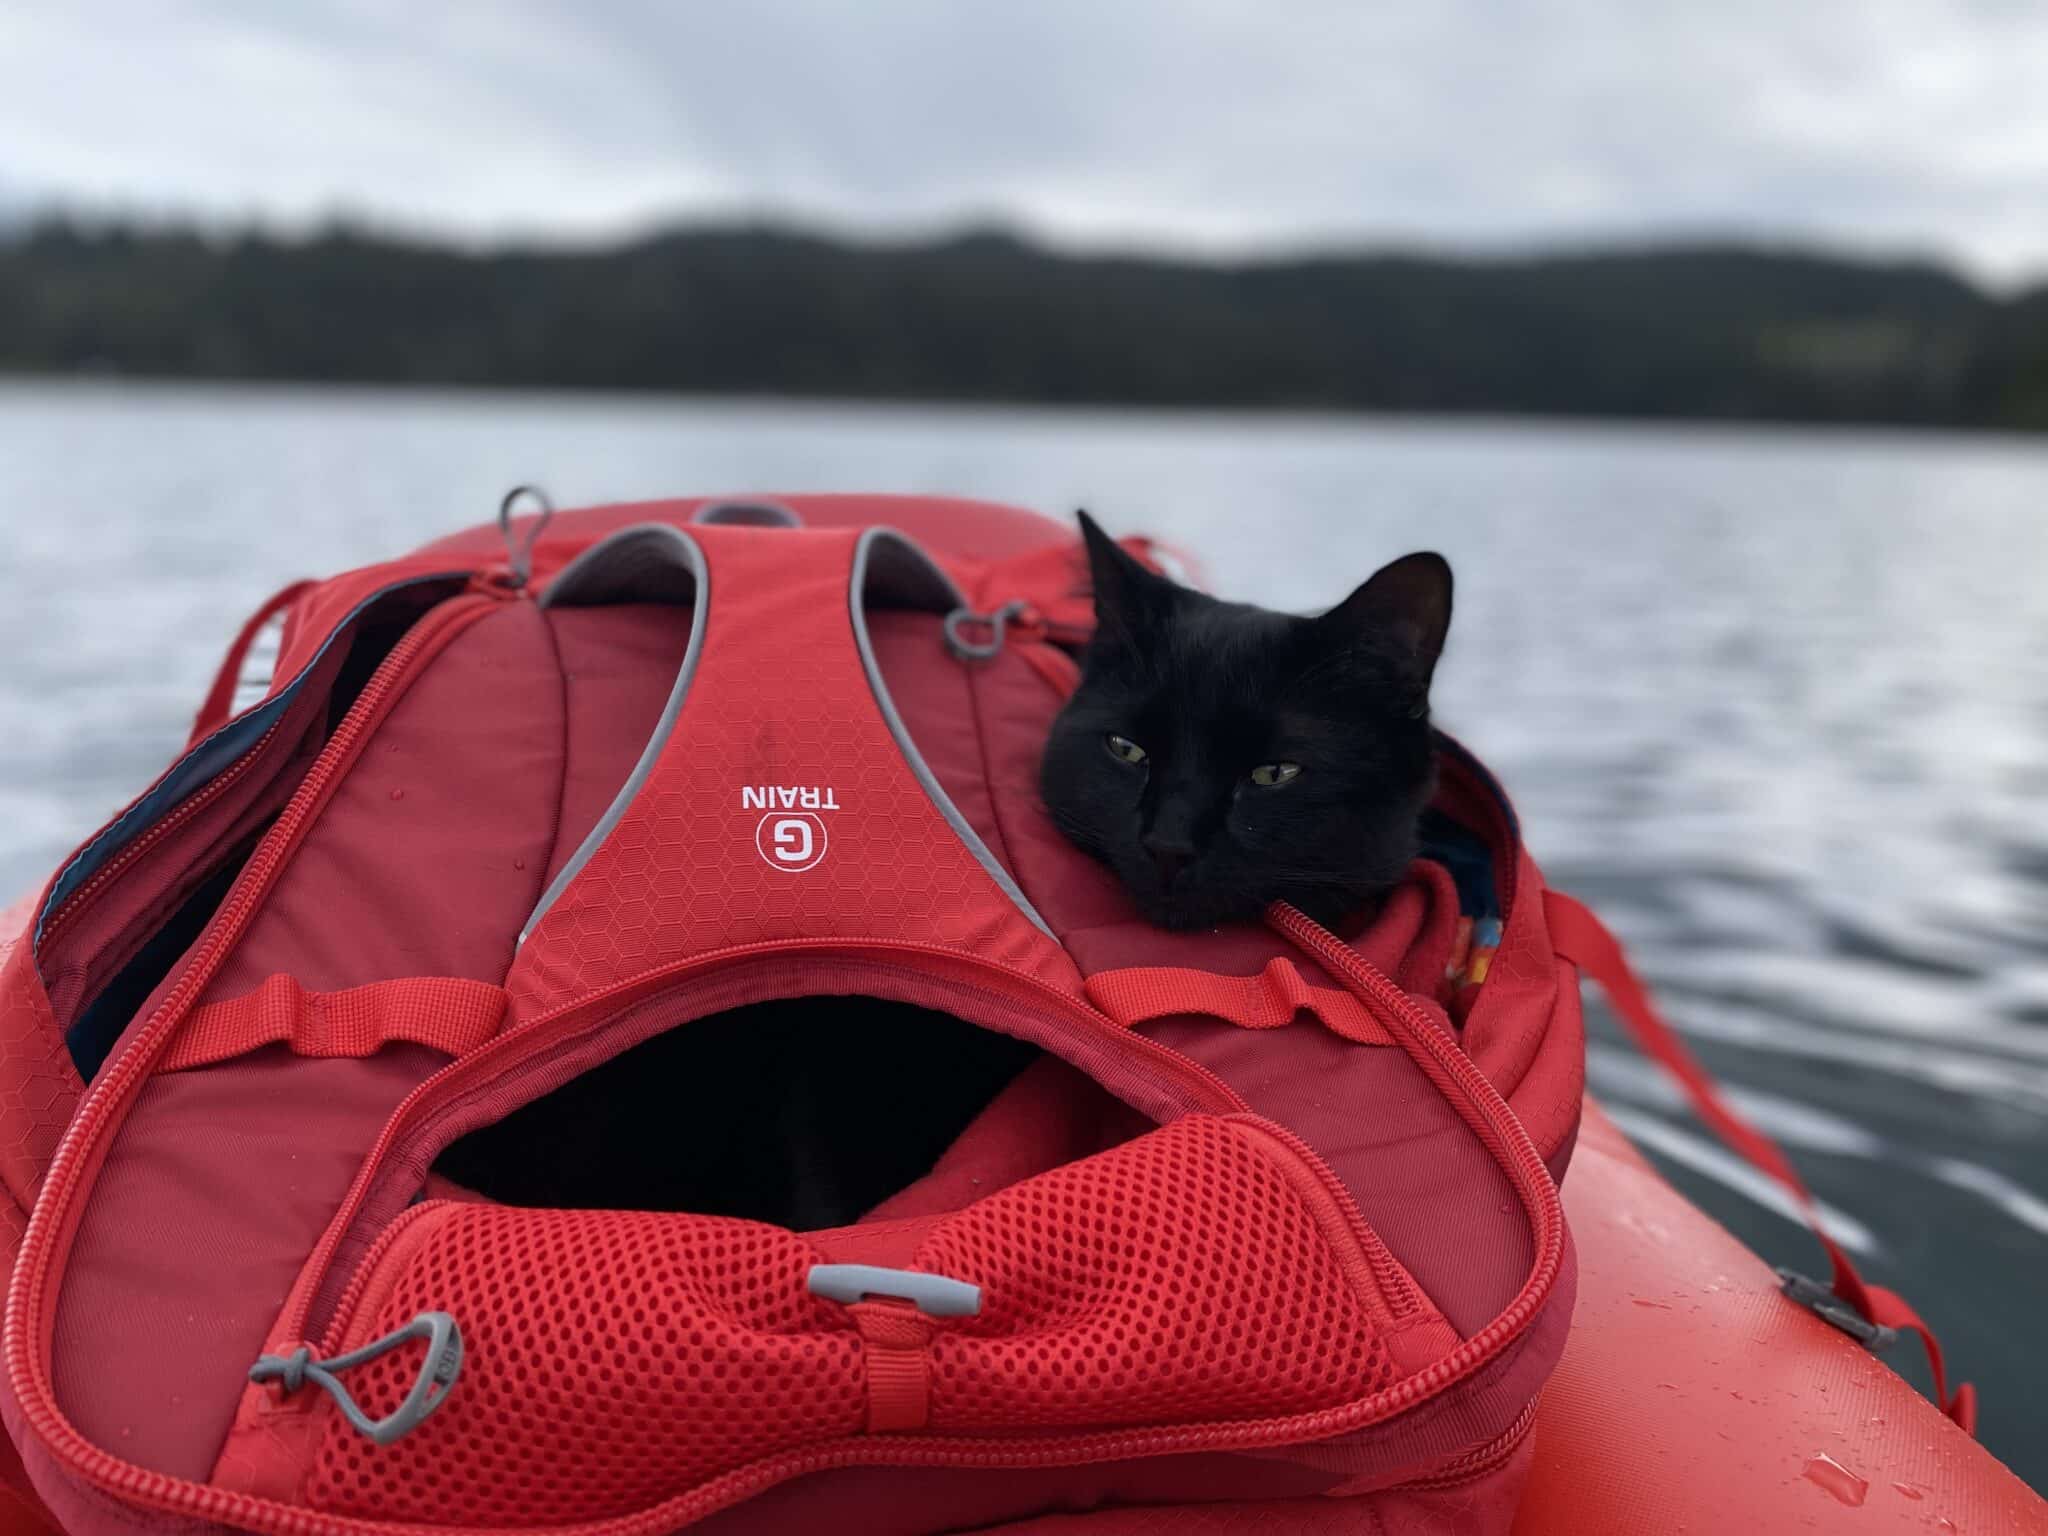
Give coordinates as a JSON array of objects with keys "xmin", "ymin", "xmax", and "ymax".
[
  {"xmin": 302, "ymin": 1119, "xmax": 1403, "ymax": 1526},
  {"xmin": 920, "ymin": 1116, "xmax": 1397, "ymax": 1431},
  {"xmin": 305, "ymin": 1207, "xmax": 863, "ymax": 1524}
]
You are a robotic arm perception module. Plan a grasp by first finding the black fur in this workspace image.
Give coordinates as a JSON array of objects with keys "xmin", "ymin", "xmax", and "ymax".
[{"xmin": 1039, "ymin": 512, "xmax": 1452, "ymax": 930}]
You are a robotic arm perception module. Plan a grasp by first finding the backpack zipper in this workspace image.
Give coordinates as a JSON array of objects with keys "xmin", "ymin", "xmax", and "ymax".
[
  {"xmin": 34, "ymin": 715, "xmax": 287, "ymax": 952},
  {"xmin": 35, "ymin": 570, "xmax": 484, "ymax": 958},
  {"xmin": 7, "ymin": 918, "xmax": 1560, "ymax": 1536},
  {"xmin": 3, "ymin": 588, "xmax": 500, "ymax": 1528},
  {"xmin": 1385, "ymin": 1397, "xmax": 1538, "ymax": 1494},
  {"xmin": 1266, "ymin": 902, "xmax": 1568, "ymax": 1403},
  {"xmin": 1228, "ymin": 1116, "xmax": 1423, "ymax": 1323}
]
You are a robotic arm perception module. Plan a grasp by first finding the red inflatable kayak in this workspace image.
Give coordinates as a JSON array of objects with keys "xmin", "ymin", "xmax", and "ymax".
[{"xmin": 1518, "ymin": 1101, "xmax": 2043, "ymax": 1534}]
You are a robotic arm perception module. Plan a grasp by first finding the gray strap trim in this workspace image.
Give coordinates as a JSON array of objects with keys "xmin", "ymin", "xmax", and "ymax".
[
  {"xmin": 520, "ymin": 524, "xmax": 709, "ymax": 943},
  {"xmin": 692, "ymin": 500, "xmax": 802, "ymax": 529},
  {"xmin": 850, "ymin": 527, "xmax": 1055, "ymax": 940},
  {"xmin": 538, "ymin": 521, "xmax": 705, "ymax": 609}
]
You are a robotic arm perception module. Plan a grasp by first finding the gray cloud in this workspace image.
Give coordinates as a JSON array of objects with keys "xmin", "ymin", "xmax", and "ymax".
[{"xmin": 3, "ymin": 0, "xmax": 2044, "ymax": 282}]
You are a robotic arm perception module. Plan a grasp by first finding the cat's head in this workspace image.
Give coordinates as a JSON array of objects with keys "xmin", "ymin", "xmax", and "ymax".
[{"xmin": 1039, "ymin": 512, "xmax": 1452, "ymax": 930}]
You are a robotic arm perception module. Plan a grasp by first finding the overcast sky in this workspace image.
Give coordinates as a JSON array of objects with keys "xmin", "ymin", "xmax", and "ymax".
[{"xmin": 4, "ymin": 0, "xmax": 2045, "ymax": 284}]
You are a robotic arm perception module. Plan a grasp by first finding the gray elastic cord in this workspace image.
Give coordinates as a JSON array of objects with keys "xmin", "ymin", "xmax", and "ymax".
[
  {"xmin": 850, "ymin": 528, "xmax": 1054, "ymax": 939},
  {"xmin": 943, "ymin": 600, "xmax": 1030, "ymax": 662},
  {"xmin": 498, "ymin": 485, "xmax": 556, "ymax": 589},
  {"xmin": 250, "ymin": 1311, "xmax": 462, "ymax": 1446},
  {"xmin": 692, "ymin": 500, "xmax": 802, "ymax": 529},
  {"xmin": 808, "ymin": 1264, "xmax": 982, "ymax": 1318}
]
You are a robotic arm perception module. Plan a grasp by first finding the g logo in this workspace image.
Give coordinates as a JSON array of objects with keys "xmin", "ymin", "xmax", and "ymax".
[{"xmin": 755, "ymin": 812, "xmax": 828, "ymax": 872}]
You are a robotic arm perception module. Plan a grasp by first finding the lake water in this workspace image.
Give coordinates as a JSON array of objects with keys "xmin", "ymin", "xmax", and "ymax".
[{"xmin": 2, "ymin": 381, "xmax": 2045, "ymax": 1489}]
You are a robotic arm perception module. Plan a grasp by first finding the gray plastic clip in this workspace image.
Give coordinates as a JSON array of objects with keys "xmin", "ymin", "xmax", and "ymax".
[
  {"xmin": 1776, "ymin": 1268, "xmax": 1897, "ymax": 1351},
  {"xmin": 1769, "ymin": 1269, "xmax": 1892, "ymax": 1351},
  {"xmin": 943, "ymin": 600, "xmax": 1030, "ymax": 662},
  {"xmin": 807, "ymin": 1264, "xmax": 982, "ymax": 1318},
  {"xmin": 250, "ymin": 1311, "xmax": 463, "ymax": 1446}
]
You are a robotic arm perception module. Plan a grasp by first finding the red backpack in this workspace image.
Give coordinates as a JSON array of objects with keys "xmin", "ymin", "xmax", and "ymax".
[{"xmin": 0, "ymin": 496, "xmax": 1586, "ymax": 1535}]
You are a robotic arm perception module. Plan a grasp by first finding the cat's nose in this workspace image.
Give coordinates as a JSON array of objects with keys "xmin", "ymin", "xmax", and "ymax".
[{"xmin": 1144, "ymin": 835, "xmax": 1195, "ymax": 887}]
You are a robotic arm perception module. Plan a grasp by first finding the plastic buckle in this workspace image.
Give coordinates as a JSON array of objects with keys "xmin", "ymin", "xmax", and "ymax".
[{"xmin": 1776, "ymin": 1268, "xmax": 1897, "ymax": 1351}]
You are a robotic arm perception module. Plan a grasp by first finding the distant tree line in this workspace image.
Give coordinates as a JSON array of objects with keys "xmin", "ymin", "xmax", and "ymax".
[{"xmin": 1, "ymin": 220, "xmax": 2043, "ymax": 428}]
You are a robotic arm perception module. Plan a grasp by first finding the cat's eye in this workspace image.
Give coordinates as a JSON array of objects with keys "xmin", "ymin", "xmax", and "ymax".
[
  {"xmin": 1249, "ymin": 762, "xmax": 1302, "ymax": 787},
  {"xmin": 1104, "ymin": 733, "xmax": 1149, "ymax": 766}
]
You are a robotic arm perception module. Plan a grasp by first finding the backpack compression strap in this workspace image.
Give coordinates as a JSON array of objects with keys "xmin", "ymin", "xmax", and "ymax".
[{"xmin": 1543, "ymin": 889, "xmax": 1976, "ymax": 1435}]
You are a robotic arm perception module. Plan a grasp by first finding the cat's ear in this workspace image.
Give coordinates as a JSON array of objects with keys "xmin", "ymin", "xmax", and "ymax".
[
  {"xmin": 1077, "ymin": 509, "xmax": 1175, "ymax": 644},
  {"xmin": 1321, "ymin": 552, "xmax": 1453, "ymax": 696}
]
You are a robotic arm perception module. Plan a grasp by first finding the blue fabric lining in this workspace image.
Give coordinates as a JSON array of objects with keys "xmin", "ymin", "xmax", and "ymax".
[{"xmin": 1420, "ymin": 731, "xmax": 1518, "ymax": 924}]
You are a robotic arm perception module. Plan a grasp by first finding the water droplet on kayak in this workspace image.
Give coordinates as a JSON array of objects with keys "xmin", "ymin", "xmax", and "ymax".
[
  {"xmin": 389, "ymin": 787, "xmax": 405, "ymax": 801},
  {"xmin": 1891, "ymin": 1482, "xmax": 1924, "ymax": 1501},
  {"xmin": 513, "ymin": 855, "xmax": 526, "ymax": 870},
  {"xmin": 1933, "ymin": 1519, "xmax": 1957, "ymax": 1534},
  {"xmin": 1631, "ymin": 1297, "xmax": 1674, "ymax": 1309},
  {"xmin": 1802, "ymin": 1453, "xmax": 1868, "ymax": 1507}
]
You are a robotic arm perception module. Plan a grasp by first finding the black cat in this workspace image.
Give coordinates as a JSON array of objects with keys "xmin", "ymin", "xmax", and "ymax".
[{"xmin": 1040, "ymin": 512, "xmax": 1452, "ymax": 931}]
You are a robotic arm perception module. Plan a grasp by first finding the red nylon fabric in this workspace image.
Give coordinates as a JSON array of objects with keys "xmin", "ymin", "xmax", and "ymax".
[
  {"xmin": 681, "ymin": 1458, "xmax": 1361, "ymax": 1536},
  {"xmin": 263, "ymin": 557, "xmax": 471, "ymax": 696},
  {"xmin": 52, "ymin": 1048, "xmax": 446, "ymax": 1482},
  {"xmin": 35, "ymin": 643, "xmax": 342, "ymax": 1032},
  {"xmin": 539, "ymin": 604, "xmax": 695, "ymax": 887},
  {"xmin": 509, "ymin": 525, "xmax": 1076, "ymax": 1012},
  {"xmin": 188, "ymin": 579, "xmax": 314, "ymax": 747},
  {"xmin": 1085, "ymin": 958, "xmax": 1398, "ymax": 1042},
  {"xmin": 1542, "ymin": 889, "xmax": 1973, "ymax": 1433},
  {"xmin": 861, "ymin": 1056, "xmax": 1154, "ymax": 1225},
  {"xmin": 200, "ymin": 600, "xmax": 554, "ymax": 1001},
  {"xmin": 0, "ymin": 904, "xmax": 76, "ymax": 1242},
  {"xmin": 159, "ymin": 975, "xmax": 508, "ymax": 1072},
  {"xmin": 0, "ymin": 1417, "xmax": 62, "ymax": 1535}
]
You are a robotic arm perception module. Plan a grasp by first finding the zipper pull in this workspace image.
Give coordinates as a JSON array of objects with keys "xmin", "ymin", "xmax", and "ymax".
[
  {"xmin": 480, "ymin": 483, "xmax": 555, "ymax": 594},
  {"xmin": 250, "ymin": 1311, "xmax": 463, "ymax": 1445}
]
